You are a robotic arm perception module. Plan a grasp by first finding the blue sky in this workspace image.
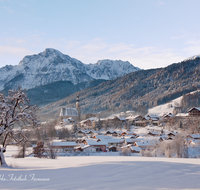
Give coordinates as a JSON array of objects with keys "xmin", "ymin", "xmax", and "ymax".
[{"xmin": 1, "ymin": 0, "xmax": 200, "ymax": 69}]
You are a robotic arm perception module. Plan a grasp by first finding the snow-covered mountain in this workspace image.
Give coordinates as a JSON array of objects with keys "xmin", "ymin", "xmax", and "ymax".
[
  {"xmin": 183, "ymin": 54, "xmax": 200, "ymax": 61},
  {"xmin": 85, "ymin": 59, "xmax": 140, "ymax": 80},
  {"xmin": 0, "ymin": 48, "xmax": 140, "ymax": 90}
]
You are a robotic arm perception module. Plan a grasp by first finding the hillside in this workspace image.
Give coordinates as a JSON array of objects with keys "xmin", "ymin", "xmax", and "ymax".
[
  {"xmin": 39, "ymin": 56, "xmax": 200, "ymax": 120},
  {"xmin": 26, "ymin": 79, "xmax": 106, "ymax": 107}
]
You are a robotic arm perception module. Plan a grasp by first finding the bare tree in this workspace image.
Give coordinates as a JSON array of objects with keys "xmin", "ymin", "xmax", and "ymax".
[
  {"xmin": 58, "ymin": 128, "xmax": 70, "ymax": 139},
  {"xmin": 172, "ymin": 134, "xmax": 185, "ymax": 158},
  {"xmin": 0, "ymin": 88, "xmax": 39, "ymax": 167},
  {"xmin": 160, "ymin": 141, "xmax": 173, "ymax": 158}
]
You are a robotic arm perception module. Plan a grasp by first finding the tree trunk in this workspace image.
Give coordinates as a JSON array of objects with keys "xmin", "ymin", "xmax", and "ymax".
[{"xmin": 0, "ymin": 146, "xmax": 8, "ymax": 167}]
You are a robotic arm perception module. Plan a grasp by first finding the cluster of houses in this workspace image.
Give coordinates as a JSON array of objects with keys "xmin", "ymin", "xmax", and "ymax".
[
  {"xmin": 47, "ymin": 105, "xmax": 200, "ymax": 156},
  {"xmin": 78, "ymin": 113, "xmax": 174, "ymax": 129},
  {"xmin": 49, "ymin": 128, "xmax": 200, "ymax": 155},
  {"xmin": 78, "ymin": 107, "xmax": 200, "ymax": 128}
]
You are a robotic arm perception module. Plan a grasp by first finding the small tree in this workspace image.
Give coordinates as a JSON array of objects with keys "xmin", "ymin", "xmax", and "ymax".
[
  {"xmin": 72, "ymin": 123, "xmax": 78, "ymax": 134},
  {"xmin": 0, "ymin": 88, "xmax": 39, "ymax": 167},
  {"xmin": 33, "ymin": 142, "xmax": 46, "ymax": 158}
]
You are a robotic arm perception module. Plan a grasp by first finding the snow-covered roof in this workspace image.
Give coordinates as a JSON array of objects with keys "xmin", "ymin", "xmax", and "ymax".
[
  {"xmin": 105, "ymin": 138, "xmax": 124, "ymax": 143},
  {"xmin": 167, "ymin": 132, "xmax": 177, "ymax": 136},
  {"xmin": 75, "ymin": 145, "xmax": 92, "ymax": 150},
  {"xmin": 134, "ymin": 137, "xmax": 144, "ymax": 142},
  {"xmin": 126, "ymin": 116, "xmax": 137, "ymax": 121},
  {"xmin": 188, "ymin": 107, "xmax": 200, "ymax": 112},
  {"xmin": 188, "ymin": 134, "xmax": 200, "ymax": 139},
  {"xmin": 148, "ymin": 131, "xmax": 161, "ymax": 135},
  {"xmin": 60, "ymin": 107, "xmax": 78, "ymax": 117},
  {"xmin": 52, "ymin": 141, "xmax": 77, "ymax": 146},
  {"xmin": 146, "ymin": 114, "xmax": 159, "ymax": 118},
  {"xmin": 126, "ymin": 111, "xmax": 135, "ymax": 113},
  {"xmin": 176, "ymin": 113, "xmax": 188, "ymax": 117},
  {"xmin": 86, "ymin": 139, "xmax": 108, "ymax": 146},
  {"xmin": 124, "ymin": 138, "xmax": 134, "ymax": 143},
  {"xmin": 80, "ymin": 117, "xmax": 98, "ymax": 123},
  {"xmin": 94, "ymin": 135, "xmax": 113, "ymax": 139},
  {"xmin": 135, "ymin": 141, "xmax": 154, "ymax": 147},
  {"xmin": 130, "ymin": 146, "xmax": 141, "ymax": 152}
]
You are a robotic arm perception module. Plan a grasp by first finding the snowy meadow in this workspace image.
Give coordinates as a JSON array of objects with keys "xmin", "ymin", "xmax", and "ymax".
[{"xmin": 1, "ymin": 146, "xmax": 200, "ymax": 190}]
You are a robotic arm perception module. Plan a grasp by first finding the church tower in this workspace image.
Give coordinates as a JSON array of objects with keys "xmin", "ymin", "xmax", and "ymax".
[{"xmin": 76, "ymin": 94, "xmax": 81, "ymax": 122}]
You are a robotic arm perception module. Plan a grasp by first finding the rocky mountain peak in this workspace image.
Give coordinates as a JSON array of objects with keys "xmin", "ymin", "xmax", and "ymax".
[{"xmin": 0, "ymin": 48, "xmax": 140, "ymax": 91}]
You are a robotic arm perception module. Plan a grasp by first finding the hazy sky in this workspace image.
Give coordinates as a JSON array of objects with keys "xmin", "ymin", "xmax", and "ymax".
[{"xmin": 1, "ymin": 0, "xmax": 200, "ymax": 69}]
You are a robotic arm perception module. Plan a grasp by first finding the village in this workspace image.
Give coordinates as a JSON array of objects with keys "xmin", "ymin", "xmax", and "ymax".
[{"xmin": 36, "ymin": 95, "xmax": 200, "ymax": 158}]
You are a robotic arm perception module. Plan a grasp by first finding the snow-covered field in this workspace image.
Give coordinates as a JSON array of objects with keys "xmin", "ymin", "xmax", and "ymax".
[{"xmin": 1, "ymin": 146, "xmax": 200, "ymax": 190}]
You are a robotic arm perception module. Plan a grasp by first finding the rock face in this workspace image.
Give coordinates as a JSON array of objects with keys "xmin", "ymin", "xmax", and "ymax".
[{"xmin": 0, "ymin": 48, "xmax": 140, "ymax": 91}]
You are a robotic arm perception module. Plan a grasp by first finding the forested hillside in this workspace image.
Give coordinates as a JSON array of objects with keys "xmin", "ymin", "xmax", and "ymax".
[{"xmin": 39, "ymin": 57, "xmax": 200, "ymax": 120}]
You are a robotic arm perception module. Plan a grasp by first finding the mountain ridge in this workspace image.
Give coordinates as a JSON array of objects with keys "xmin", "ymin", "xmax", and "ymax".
[{"xmin": 0, "ymin": 48, "xmax": 140, "ymax": 91}]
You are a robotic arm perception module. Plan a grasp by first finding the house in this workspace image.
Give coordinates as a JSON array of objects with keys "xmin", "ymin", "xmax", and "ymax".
[
  {"xmin": 130, "ymin": 145, "xmax": 141, "ymax": 153},
  {"xmin": 126, "ymin": 116, "xmax": 136, "ymax": 125},
  {"xmin": 80, "ymin": 117, "xmax": 98, "ymax": 128},
  {"xmin": 122, "ymin": 132, "xmax": 128, "ymax": 136},
  {"xmin": 103, "ymin": 116, "xmax": 126, "ymax": 128},
  {"xmin": 74, "ymin": 145, "xmax": 96, "ymax": 153},
  {"xmin": 84, "ymin": 139, "xmax": 108, "ymax": 151},
  {"xmin": 105, "ymin": 130, "xmax": 113, "ymax": 135},
  {"xmin": 134, "ymin": 141, "xmax": 154, "ymax": 150},
  {"xmin": 163, "ymin": 113, "xmax": 174, "ymax": 119},
  {"xmin": 124, "ymin": 137, "xmax": 135, "ymax": 145},
  {"xmin": 51, "ymin": 141, "xmax": 77, "ymax": 151},
  {"xmin": 167, "ymin": 132, "xmax": 177, "ymax": 137},
  {"xmin": 148, "ymin": 131, "xmax": 161, "ymax": 136},
  {"xmin": 133, "ymin": 136, "xmax": 144, "ymax": 142},
  {"xmin": 134, "ymin": 115, "xmax": 148, "ymax": 127},
  {"xmin": 106, "ymin": 138, "xmax": 124, "ymax": 147},
  {"xmin": 77, "ymin": 130, "xmax": 87, "ymax": 137},
  {"xmin": 63, "ymin": 117, "xmax": 75, "ymax": 125},
  {"xmin": 93, "ymin": 135, "xmax": 124, "ymax": 147},
  {"xmin": 187, "ymin": 134, "xmax": 200, "ymax": 139},
  {"xmin": 108, "ymin": 146, "xmax": 117, "ymax": 152},
  {"xmin": 188, "ymin": 139, "xmax": 200, "ymax": 147},
  {"xmin": 188, "ymin": 107, "xmax": 200, "ymax": 117},
  {"xmin": 112, "ymin": 131, "xmax": 118, "ymax": 137},
  {"xmin": 146, "ymin": 114, "xmax": 160, "ymax": 126}
]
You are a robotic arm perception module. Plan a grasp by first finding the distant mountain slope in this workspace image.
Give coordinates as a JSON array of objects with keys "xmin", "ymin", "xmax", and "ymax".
[
  {"xmin": 39, "ymin": 56, "xmax": 200, "ymax": 120},
  {"xmin": 0, "ymin": 48, "xmax": 140, "ymax": 91},
  {"xmin": 26, "ymin": 79, "xmax": 106, "ymax": 107}
]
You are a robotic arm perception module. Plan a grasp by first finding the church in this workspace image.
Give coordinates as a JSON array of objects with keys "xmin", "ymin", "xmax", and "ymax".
[{"xmin": 59, "ymin": 94, "xmax": 81, "ymax": 123}]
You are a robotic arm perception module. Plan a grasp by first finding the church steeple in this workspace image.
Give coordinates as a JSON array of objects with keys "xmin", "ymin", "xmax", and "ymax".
[{"xmin": 76, "ymin": 93, "xmax": 81, "ymax": 121}]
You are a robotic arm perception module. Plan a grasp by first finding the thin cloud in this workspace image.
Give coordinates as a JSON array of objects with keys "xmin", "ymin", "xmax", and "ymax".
[
  {"xmin": 0, "ymin": 6, "xmax": 14, "ymax": 13},
  {"xmin": 69, "ymin": 40, "xmax": 185, "ymax": 69},
  {"xmin": 0, "ymin": 46, "xmax": 32, "ymax": 56}
]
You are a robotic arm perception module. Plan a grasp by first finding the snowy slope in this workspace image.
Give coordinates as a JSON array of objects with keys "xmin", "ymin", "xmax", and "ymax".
[
  {"xmin": 148, "ymin": 96, "xmax": 183, "ymax": 116},
  {"xmin": 0, "ymin": 48, "xmax": 140, "ymax": 90},
  {"xmin": 1, "ymin": 146, "xmax": 200, "ymax": 190},
  {"xmin": 148, "ymin": 90, "xmax": 200, "ymax": 116}
]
